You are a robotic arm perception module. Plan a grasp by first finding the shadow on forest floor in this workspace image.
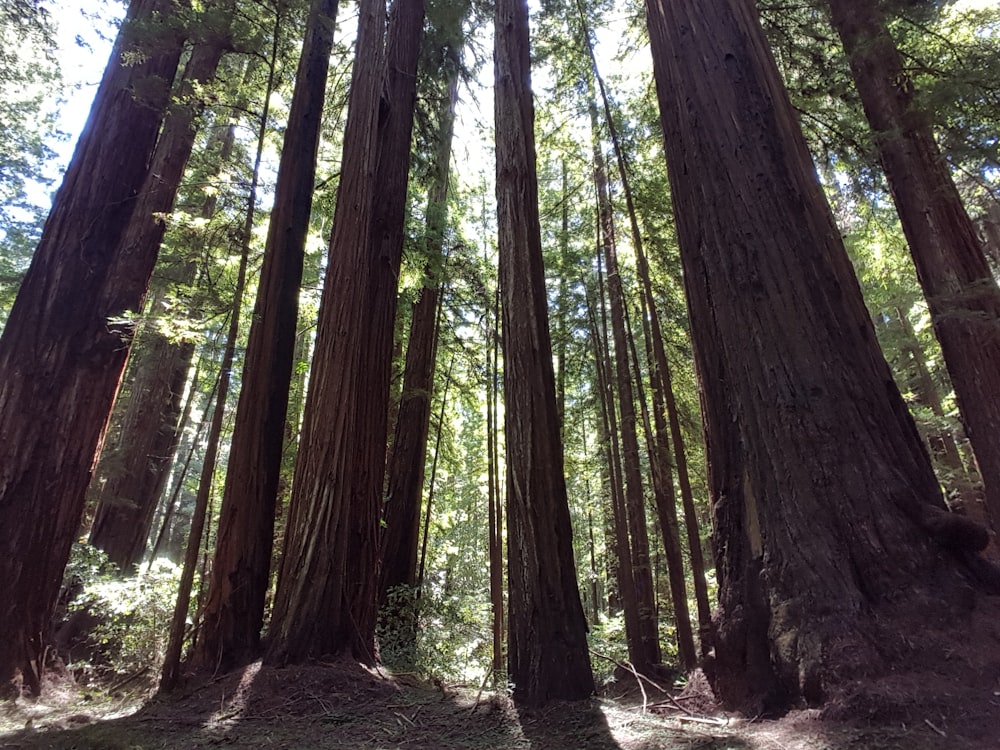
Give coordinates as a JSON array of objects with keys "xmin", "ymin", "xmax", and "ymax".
[{"xmin": 0, "ymin": 658, "xmax": 992, "ymax": 749}]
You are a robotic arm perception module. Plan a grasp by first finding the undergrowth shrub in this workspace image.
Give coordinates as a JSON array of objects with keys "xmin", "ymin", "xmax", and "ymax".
[{"xmin": 60, "ymin": 543, "xmax": 182, "ymax": 677}]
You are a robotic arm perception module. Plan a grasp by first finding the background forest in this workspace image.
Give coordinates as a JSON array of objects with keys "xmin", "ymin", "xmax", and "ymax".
[{"xmin": 1, "ymin": 0, "xmax": 1000, "ymax": 738}]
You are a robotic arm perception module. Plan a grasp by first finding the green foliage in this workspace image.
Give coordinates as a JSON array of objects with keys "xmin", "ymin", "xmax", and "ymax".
[
  {"xmin": 0, "ymin": 0, "xmax": 63, "ymax": 320},
  {"xmin": 63, "ymin": 543, "xmax": 182, "ymax": 676}
]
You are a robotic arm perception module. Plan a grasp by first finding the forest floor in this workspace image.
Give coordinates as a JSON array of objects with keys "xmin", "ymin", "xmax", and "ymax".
[{"xmin": 1, "ymin": 656, "xmax": 998, "ymax": 750}]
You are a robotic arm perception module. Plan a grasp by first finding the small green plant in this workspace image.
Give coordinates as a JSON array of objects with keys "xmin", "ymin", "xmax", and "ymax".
[{"xmin": 61, "ymin": 544, "xmax": 182, "ymax": 677}]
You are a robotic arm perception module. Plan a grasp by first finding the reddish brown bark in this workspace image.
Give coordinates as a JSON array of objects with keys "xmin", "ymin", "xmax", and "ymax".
[
  {"xmin": 827, "ymin": 0, "xmax": 1000, "ymax": 535},
  {"xmin": 0, "ymin": 0, "xmax": 184, "ymax": 696},
  {"xmin": 88, "ymin": 332, "xmax": 194, "ymax": 571},
  {"xmin": 379, "ymin": 71, "xmax": 458, "ymax": 608},
  {"xmin": 645, "ymin": 0, "xmax": 997, "ymax": 714},
  {"xmin": 495, "ymin": 0, "xmax": 594, "ymax": 706},
  {"xmin": 268, "ymin": 0, "xmax": 425, "ymax": 665},
  {"xmin": 192, "ymin": 0, "xmax": 339, "ymax": 675},
  {"xmin": 86, "ymin": 34, "xmax": 230, "ymax": 572}
]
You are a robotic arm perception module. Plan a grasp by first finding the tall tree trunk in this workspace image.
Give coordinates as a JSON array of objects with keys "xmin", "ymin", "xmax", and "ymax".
[
  {"xmin": 645, "ymin": 0, "xmax": 998, "ymax": 714},
  {"xmin": 590, "ymin": 106, "xmax": 661, "ymax": 673},
  {"xmin": 585, "ymin": 286, "xmax": 638, "ymax": 652},
  {"xmin": 379, "ymin": 66, "xmax": 459, "ymax": 608},
  {"xmin": 268, "ymin": 0, "xmax": 425, "ymax": 665},
  {"xmin": 827, "ymin": 0, "xmax": 1000, "ymax": 534},
  {"xmin": 0, "ymin": 0, "xmax": 185, "ymax": 696},
  {"xmin": 192, "ymin": 0, "xmax": 339, "ymax": 675},
  {"xmin": 488, "ymin": 287, "xmax": 505, "ymax": 679},
  {"xmin": 89, "ymin": 332, "xmax": 195, "ymax": 571},
  {"xmin": 87, "ymin": 35, "xmax": 238, "ymax": 573},
  {"xmin": 159, "ymin": 18, "xmax": 279, "ymax": 687},
  {"xmin": 495, "ymin": 0, "xmax": 595, "ymax": 707},
  {"xmin": 581, "ymin": 20, "xmax": 713, "ymax": 648},
  {"xmin": 626, "ymin": 293, "xmax": 697, "ymax": 671}
]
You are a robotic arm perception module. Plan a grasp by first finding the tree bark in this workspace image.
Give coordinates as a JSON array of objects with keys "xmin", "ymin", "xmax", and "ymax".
[
  {"xmin": 192, "ymin": 0, "xmax": 339, "ymax": 675},
  {"xmin": 495, "ymin": 0, "xmax": 595, "ymax": 706},
  {"xmin": 645, "ymin": 0, "xmax": 997, "ymax": 714},
  {"xmin": 268, "ymin": 0, "xmax": 425, "ymax": 665},
  {"xmin": 379, "ymin": 67, "xmax": 459, "ymax": 608},
  {"xmin": 88, "ymin": 331, "xmax": 194, "ymax": 571},
  {"xmin": 0, "ymin": 0, "xmax": 185, "ymax": 696},
  {"xmin": 589, "ymin": 106, "xmax": 662, "ymax": 674},
  {"xmin": 85, "ymin": 24, "xmax": 236, "ymax": 574},
  {"xmin": 826, "ymin": 0, "xmax": 1000, "ymax": 534}
]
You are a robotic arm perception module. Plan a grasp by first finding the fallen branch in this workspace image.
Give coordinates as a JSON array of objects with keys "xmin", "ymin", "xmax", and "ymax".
[
  {"xmin": 588, "ymin": 649, "xmax": 698, "ymax": 718},
  {"xmin": 471, "ymin": 664, "xmax": 495, "ymax": 712},
  {"xmin": 108, "ymin": 665, "xmax": 151, "ymax": 694},
  {"xmin": 924, "ymin": 718, "xmax": 947, "ymax": 738}
]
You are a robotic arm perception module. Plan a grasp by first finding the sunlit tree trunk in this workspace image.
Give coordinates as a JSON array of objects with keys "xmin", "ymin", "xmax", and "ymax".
[
  {"xmin": 379, "ymin": 66, "xmax": 459, "ymax": 612},
  {"xmin": 590, "ymin": 106, "xmax": 661, "ymax": 674},
  {"xmin": 646, "ymin": 0, "xmax": 998, "ymax": 714},
  {"xmin": 0, "ymin": 0, "xmax": 185, "ymax": 696},
  {"xmin": 192, "ymin": 0, "xmax": 339, "ymax": 675},
  {"xmin": 86, "ymin": 30, "xmax": 231, "ymax": 572},
  {"xmin": 159, "ymin": 24, "xmax": 278, "ymax": 686},
  {"xmin": 268, "ymin": 0, "xmax": 425, "ymax": 664},
  {"xmin": 827, "ymin": 0, "xmax": 1000, "ymax": 535},
  {"xmin": 495, "ymin": 0, "xmax": 594, "ymax": 706}
]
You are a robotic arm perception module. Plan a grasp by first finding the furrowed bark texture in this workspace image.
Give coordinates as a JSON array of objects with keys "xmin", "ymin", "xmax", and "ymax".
[
  {"xmin": 645, "ymin": 0, "xmax": 992, "ymax": 714},
  {"xmin": 193, "ymin": 0, "xmax": 339, "ymax": 674},
  {"xmin": 0, "ymin": 0, "xmax": 184, "ymax": 695},
  {"xmin": 269, "ymin": 0, "xmax": 425, "ymax": 664},
  {"xmin": 827, "ymin": 0, "xmax": 1000, "ymax": 535},
  {"xmin": 495, "ymin": 0, "xmax": 595, "ymax": 707}
]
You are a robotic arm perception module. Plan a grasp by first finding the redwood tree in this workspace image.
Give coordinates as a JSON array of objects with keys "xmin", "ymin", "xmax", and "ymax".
[
  {"xmin": 192, "ymin": 0, "xmax": 340, "ymax": 675},
  {"xmin": 0, "ymin": 0, "xmax": 185, "ymax": 696},
  {"xmin": 645, "ymin": 0, "xmax": 997, "ymax": 714},
  {"xmin": 87, "ymin": 27, "xmax": 232, "ymax": 573},
  {"xmin": 826, "ymin": 0, "xmax": 1000, "ymax": 534},
  {"xmin": 495, "ymin": 0, "xmax": 594, "ymax": 706},
  {"xmin": 379, "ymin": 67, "xmax": 460, "ymax": 608},
  {"xmin": 267, "ymin": 0, "xmax": 425, "ymax": 664}
]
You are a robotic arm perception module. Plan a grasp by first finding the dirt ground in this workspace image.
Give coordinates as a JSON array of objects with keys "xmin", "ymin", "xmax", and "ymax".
[{"xmin": 1, "ymin": 657, "xmax": 997, "ymax": 750}]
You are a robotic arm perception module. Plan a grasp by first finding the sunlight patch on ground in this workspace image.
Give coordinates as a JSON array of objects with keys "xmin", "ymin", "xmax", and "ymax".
[{"xmin": 205, "ymin": 659, "xmax": 262, "ymax": 727}]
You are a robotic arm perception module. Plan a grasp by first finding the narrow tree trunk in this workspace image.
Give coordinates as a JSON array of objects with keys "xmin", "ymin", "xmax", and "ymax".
[
  {"xmin": 590, "ymin": 106, "xmax": 661, "ymax": 673},
  {"xmin": 147, "ymin": 359, "xmax": 209, "ymax": 568},
  {"xmin": 159, "ymin": 21, "xmax": 278, "ymax": 687},
  {"xmin": 585, "ymin": 286, "xmax": 638, "ymax": 653},
  {"xmin": 0, "ymin": 0, "xmax": 185, "ymax": 696},
  {"xmin": 581, "ymin": 23, "xmax": 713, "ymax": 648},
  {"xmin": 379, "ymin": 66, "xmax": 459, "ymax": 608},
  {"xmin": 827, "ymin": 0, "xmax": 1000, "ymax": 533},
  {"xmin": 416, "ymin": 359, "xmax": 453, "ymax": 598},
  {"xmin": 891, "ymin": 308, "xmax": 966, "ymax": 473},
  {"xmin": 645, "ymin": 0, "xmax": 998, "ymax": 714},
  {"xmin": 488, "ymin": 288, "xmax": 505, "ymax": 679},
  {"xmin": 192, "ymin": 0, "xmax": 340, "ymax": 675},
  {"xmin": 626, "ymin": 295, "xmax": 697, "ymax": 671},
  {"xmin": 495, "ymin": 0, "xmax": 594, "ymax": 706}
]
